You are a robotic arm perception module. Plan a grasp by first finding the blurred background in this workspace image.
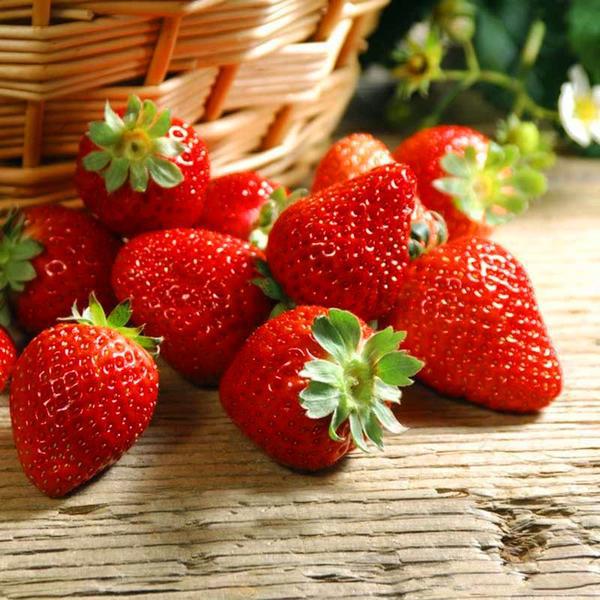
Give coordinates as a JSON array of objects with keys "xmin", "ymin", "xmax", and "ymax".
[{"xmin": 344, "ymin": 0, "xmax": 600, "ymax": 157}]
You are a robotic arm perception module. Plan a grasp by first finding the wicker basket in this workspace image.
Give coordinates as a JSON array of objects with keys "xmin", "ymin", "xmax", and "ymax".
[{"xmin": 0, "ymin": 0, "xmax": 389, "ymax": 207}]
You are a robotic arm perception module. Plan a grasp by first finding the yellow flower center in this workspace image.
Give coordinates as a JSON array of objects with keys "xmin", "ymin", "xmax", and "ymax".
[{"xmin": 574, "ymin": 95, "xmax": 598, "ymax": 123}]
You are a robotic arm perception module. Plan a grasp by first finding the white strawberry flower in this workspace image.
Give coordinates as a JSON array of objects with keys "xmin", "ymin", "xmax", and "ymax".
[{"xmin": 558, "ymin": 65, "xmax": 600, "ymax": 147}]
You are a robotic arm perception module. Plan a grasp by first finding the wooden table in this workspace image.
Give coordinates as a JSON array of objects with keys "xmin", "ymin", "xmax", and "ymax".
[{"xmin": 1, "ymin": 157, "xmax": 599, "ymax": 599}]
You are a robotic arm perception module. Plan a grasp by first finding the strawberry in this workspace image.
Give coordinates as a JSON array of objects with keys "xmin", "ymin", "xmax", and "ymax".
[
  {"xmin": 197, "ymin": 172, "xmax": 278, "ymax": 240},
  {"xmin": 111, "ymin": 228, "xmax": 273, "ymax": 385},
  {"xmin": 220, "ymin": 306, "xmax": 422, "ymax": 470},
  {"xmin": 0, "ymin": 206, "xmax": 121, "ymax": 334},
  {"xmin": 0, "ymin": 327, "xmax": 16, "ymax": 392},
  {"xmin": 74, "ymin": 95, "xmax": 210, "ymax": 236},
  {"xmin": 312, "ymin": 133, "xmax": 393, "ymax": 193},
  {"xmin": 10, "ymin": 295, "xmax": 160, "ymax": 497},
  {"xmin": 265, "ymin": 163, "xmax": 447, "ymax": 322},
  {"xmin": 393, "ymin": 125, "xmax": 546, "ymax": 239},
  {"xmin": 382, "ymin": 236, "xmax": 562, "ymax": 412}
]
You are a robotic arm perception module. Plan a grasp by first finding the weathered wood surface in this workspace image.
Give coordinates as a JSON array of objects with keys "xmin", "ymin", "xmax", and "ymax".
[{"xmin": 1, "ymin": 157, "xmax": 599, "ymax": 599}]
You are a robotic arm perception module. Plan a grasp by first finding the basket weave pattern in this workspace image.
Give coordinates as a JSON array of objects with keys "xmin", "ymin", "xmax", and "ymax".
[{"xmin": 0, "ymin": 0, "xmax": 389, "ymax": 207}]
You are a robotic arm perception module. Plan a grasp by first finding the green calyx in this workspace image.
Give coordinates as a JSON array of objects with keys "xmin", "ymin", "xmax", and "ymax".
[
  {"xmin": 433, "ymin": 141, "xmax": 547, "ymax": 226},
  {"xmin": 299, "ymin": 308, "xmax": 423, "ymax": 452},
  {"xmin": 249, "ymin": 187, "xmax": 308, "ymax": 250},
  {"xmin": 63, "ymin": 293, "xmax": 162, "ymax": 356},
  {"xmin": 252, "ymin": 259, "xmax": 295, "ymax": 318},
  {"xmin": 83, "ymin": 95, "xmax": 185, "ymax": 194},
  {"xmin": 408, "ymin": 210, "xmax": 448, "ymax": 260},
  {"xmin": 0, "ymin": 210, "xmax": 44, "ymax": 327}
]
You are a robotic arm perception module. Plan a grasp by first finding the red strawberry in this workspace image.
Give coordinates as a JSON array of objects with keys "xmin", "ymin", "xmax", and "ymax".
[
  {"xmin": 111, "ymin": 228, "xmax": 273, "ymax": 385},
  {"xmin": 0, "ymin": 327, "xmax": 16, "ymax": 392},
  {"xmin": 0, "ymin": 206, "xmax": 121, "ymax": 334},
  {"xmin": 198, "ymin": 172, "xmax": 278, "ymax": 240},
  {"xmin": 312, "ymin": 133, "xmax": 393, "ymax": 192},
  {"xmin": 10, "ymin": 295, "xmax": 160, "ymax": 497},
  {"xmin": 265, "ymin": 163, "xmax": 447, "ymax": 322},
  {"xmin": 393, "ymin": 125, "xmax": 546, "ymax": 239},
  {"xmin": 383, "ymin": 236, "xmax": 562, "ymax": 412},
  {"xmin": 220, "ymin": 306, "xmax": 422, "ymax": 470},
  {"xmin": 75, "ymin": 95, "xmax": 210, "ymax": 236}
]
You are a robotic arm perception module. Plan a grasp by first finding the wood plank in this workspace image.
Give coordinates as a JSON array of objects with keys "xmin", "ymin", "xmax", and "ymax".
[{"xmin": 0, "ymin": 156, "xmax": 599, "ymax": 599}]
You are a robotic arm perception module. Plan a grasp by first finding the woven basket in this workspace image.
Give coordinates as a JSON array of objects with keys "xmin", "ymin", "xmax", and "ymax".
[{"xmin": 0, "ymin": 0, "xmax": 389, "ymax": 208}]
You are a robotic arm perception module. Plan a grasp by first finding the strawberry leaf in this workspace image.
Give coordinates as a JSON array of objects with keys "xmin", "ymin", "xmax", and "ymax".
[{"xmin": 147, "ymin": 157, "xmax": 183, "ymax": 189}]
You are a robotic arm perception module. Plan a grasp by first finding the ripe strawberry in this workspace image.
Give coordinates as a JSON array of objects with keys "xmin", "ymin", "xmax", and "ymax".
[
  {"xmin": 265, "ymin": 163, "xmax": 447, "ymax": 322},
  {"xmin": 10, "ymin": 295, "xmax": 160, "ymax": 497},
  {"xmin": 111, "ymin": 228, "xmax": 273, "ymax": 385},
  {"xmin": 0, "ymin": 327, "xmax": 16, "ymax": 392},
  {"xmin": 312, "ymin": 133, "xmax": 393, "ymax": 192},
  {"xmin": 197, "ymin": 172, "xmax": 278, "ymax": 240},
  {"xmin": 0, "ymin": 206, "xmax": 121, "ymax": 334},
  {"xmin": 393, "ymin": 125, "xmax": 546, "ymax": 239},
  {"xmin": 220, "ymin": 306, "xmax": 422, "ymax": 470},
  {"xmin": 383, "ymin": 236, "xmax": 562, "ymax": 412},
  {"xmin": 75, "ymin": 95, "xmax": 210, "ymax": 236}
]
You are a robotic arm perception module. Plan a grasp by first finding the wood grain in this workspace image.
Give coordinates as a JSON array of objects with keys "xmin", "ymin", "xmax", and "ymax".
[{"xmin": 1, "ymin": 157, "xmax": 599, "ymax": 599}]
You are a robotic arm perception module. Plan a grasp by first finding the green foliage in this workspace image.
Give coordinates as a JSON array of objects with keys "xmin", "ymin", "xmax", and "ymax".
[{"xmin": 567, "ymin": 0, "xmax": 600, "ymax": 83}]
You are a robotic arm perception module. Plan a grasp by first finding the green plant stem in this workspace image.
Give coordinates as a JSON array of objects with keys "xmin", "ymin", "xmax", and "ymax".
[
  {"xmin": 420, "ymin": 79, "xmax": 476, "ymax": 127},
  {"xmin": 436, "ymin": 69, "xmax": 559, "ymax": 122},
  {"xmin": 462, "ymin": 39, "xmax": 480, "ymax": 73}
]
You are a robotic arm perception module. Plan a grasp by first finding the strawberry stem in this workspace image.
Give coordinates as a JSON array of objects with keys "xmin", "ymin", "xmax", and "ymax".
[
  {"xmin": 249, "ymin": 187, "xmax": 308, "ymax": 250},
  {"xmin": 83, "ymin": 95, "xmax": 185, "ymax": 194},
  {"xmin": 0, "ymin": 209, "xmax": 44, "ymax": 327},
  {"xmin": 299, "ymin": 308, "xmax": 423, "ymax": 451},
  {"xmin": 63, "ymin": 293, "xmax": 162, "ymax": 356}
]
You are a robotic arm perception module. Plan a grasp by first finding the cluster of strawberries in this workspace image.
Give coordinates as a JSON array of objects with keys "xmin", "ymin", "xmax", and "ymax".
[{"xmin": 1, "ymin": 96, "xmax": 562, "ymax": 498}]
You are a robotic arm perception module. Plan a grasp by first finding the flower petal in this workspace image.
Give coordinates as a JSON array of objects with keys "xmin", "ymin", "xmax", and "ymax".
[
  {"xmin": 569, "ymin": 64, "xmax": 591, "ymax": 96},
  {"xmin": 563, "ymin": 116, "xmax": 592, "ymax": 147}
]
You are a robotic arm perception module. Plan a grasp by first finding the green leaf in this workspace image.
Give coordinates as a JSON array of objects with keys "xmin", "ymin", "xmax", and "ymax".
[
  {"xmin": 374, "ymin": 377, "xmax": 402, "ymax": 404},
  {"xmin": 140, "ymin": 100, "xmax": 158, "ymax": 128},
  {"xmin": 329, "ymin": 404, "xmax": 350, "ymax": 442},
  {"xmin": 251, "ymin": 277, "xmax": 285, "ymax": 302},
  {"xmin": 372, "ymin": 402, "xmax": 406, "ymax": 434},
  {"xmin": 299, "ymin": 358, "xmax": 343, "ymax": 386},
  {"xmin": 107, "ymin": 300, "xmax": 132, "ymax": 328},
  {"xmin": 349, "ymin": 413, "xmax": 369, "ymax": 452},
  {"xmin": 134, "ymin": 335, "xmax": 163, "ymax": 354},
  {"xmin": 6, "ymin": 260, "xmax": 36, "ymax": 286},
  {"xmin": 362, "ymin": 412, "xmax": 384, "ymax": 449},
  {"xmin": 105, "ymin": 157, "xmax": 130, "ymax": 193},
  {"xmin": 148, "ymin": 109, "xmax": 171, "ymax": 138},
  {"xmin": 11, "ymin": 238, "xmax": 42, "ymax": 261},
  {"xmin": 104, "ymin": 100, "xmax": 124, "ymax": 131},
  {"xmin": 568, "ymin": 0, "xmax": 600, "ymax": 82},
  {"xmin": 124, "ymin": 95, "xmax": 142, "ymax": 124},
  {"xmin": 147, "ymin": 156, "xmax": 183, "ymax": 189},
  {"xmin": 433, "ymin": 176, "xmax": 471, "ymax": 197},
  {"xmin": 441, "ymin": 152, "xmax": 471, "ymax": 177},
  {"xmin": 88, "ymin": 295, "xmax": 108, "ymax": 327},
  {"xmin": 363, "ymin": 327, "xmax": 406, "ymax": 362},
  {"xmin": 83, "ymin": 150, "xmax": 111, "ymax": 172},
  {"xmin": 299, "ymin": 381, "xmax": 341, "ymax": 418},
  {"xmin": 312, "ymin": 310, "xmax": 360, "ymax": 362},
  {"xmin": 254, "ymin": 259, "xmax": 271, "ymax": 278},
  {"xmin": 130, "ymin": 161, "xmax": 149, "ymax": 192},
  {"xmin": 88, "ymin": 121, "xmax": 121, "ymax": 147},
  {"xmin": 328, "ymin": 309, "xmax": 361, "ymax": 353},
  {"xmin": 0, "ymin": 299, "xmax": 10, "ymax": 328},
  {"xmin": 153, "ymin": 137, "xmax": 184, "ymax": 158},
  {"xmin": 376, "ymin": 351, "xmax": 423, "ymax": 386}
]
